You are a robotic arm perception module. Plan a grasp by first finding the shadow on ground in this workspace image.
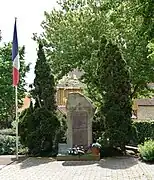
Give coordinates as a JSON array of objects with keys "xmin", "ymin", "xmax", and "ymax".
[
  {"xmin": 20, "ymin": 157, "xmax": 56, "ymax": 169},
  {"xmin": 18, "ymin": 155, "xmax": 138, "ymax": 170},
  {"xmin": 62, "ymin": 156, "xmax": 138, "ymax": 170},
  {"xmin": 0, "ymin": 155, "xmax": 26, "ymax": 166},
  {"xmin": 97, "ymin": 156, "xmax": 138, "ymax": 169},
  {"xmin": 11, "ymin": 156, "xmax": 27, "ymax": 164}
]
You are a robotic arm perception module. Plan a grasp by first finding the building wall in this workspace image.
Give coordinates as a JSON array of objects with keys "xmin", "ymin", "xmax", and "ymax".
[{"xmin": 137, "ymin": 106, "xmax": 154, "ymax": 120}]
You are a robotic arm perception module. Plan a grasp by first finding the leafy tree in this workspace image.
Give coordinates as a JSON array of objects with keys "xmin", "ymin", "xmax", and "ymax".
[
  {"xmin": 19, "ymin": 43, "xmax": 60, "ymax": 155},
  {"xmin": 0, "ymin": 43, "xmax": 29, "ymax": 128},
  {"xmin": 102, "ymin": 0, "xmax": 154, "ymax": 97},
  {"xmin": 37, "ymin": 0, "xmax": 154, "ymax": 101}
]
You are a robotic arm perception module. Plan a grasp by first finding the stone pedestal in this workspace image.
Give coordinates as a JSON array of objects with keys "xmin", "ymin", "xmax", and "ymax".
[{"xmin": 66, "ymin": 92, "xmax": 95, "ymax": 148}]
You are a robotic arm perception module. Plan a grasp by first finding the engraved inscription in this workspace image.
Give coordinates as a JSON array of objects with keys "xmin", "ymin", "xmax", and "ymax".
[
  {"xmin": 72, "ymin": 111, "xmax": 88, "ymax": 147},
  {"xmin": 72, "ymin": 111, "xmax": 88, "ymax": 129}
]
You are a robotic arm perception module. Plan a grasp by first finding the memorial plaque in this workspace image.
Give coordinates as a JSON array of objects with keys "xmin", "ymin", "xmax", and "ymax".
[
  {"xmin": 72, "ymin": 129, "xmax": 88, "ymax": 147},
  {"xmin": 72, "ymin": 111, "xmax": 88, "ymax": 147},
  {"xmin": 72, "ymin": 111, "xmax": 88, "ymax": 128}
]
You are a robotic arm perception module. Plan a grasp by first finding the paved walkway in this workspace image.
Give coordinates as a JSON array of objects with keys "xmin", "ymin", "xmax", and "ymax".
[
  {"xmin": 0, "ymin": 155, "xmax": 26, "ymax": 169},
  {"xmin": 0, "ymin": 156, "xmax": 153, "ymax": 180},
  {"xmin": 0, "ymin": 155, "xmax": 14, "ymax": 169}
]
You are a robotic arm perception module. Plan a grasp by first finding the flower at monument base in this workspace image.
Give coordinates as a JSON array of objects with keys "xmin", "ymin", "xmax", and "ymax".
[{"xmin": 67, "ymin": 146, "xmax": 85, "ymax": 155}]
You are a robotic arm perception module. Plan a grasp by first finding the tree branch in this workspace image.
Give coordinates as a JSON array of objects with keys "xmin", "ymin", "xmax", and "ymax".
[{"xmin": 131, "ymin": 83, "xmax": 140, "ymax": 99}]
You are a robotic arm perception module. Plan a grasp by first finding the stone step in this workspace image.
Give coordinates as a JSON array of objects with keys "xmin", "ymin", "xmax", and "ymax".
[{"xmin": 57, "ymin": 154, "xmax": 100, "ymax": 161}]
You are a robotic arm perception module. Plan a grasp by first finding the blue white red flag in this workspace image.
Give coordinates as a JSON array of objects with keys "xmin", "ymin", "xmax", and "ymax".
[{"xmin": 12, "ymin": 19, "xmax": 20, "ymax": 86}]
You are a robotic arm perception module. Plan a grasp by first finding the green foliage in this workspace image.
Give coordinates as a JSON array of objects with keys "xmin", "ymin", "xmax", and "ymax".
[
  {"xmin": 148, "ymin": 39, "xmax": 154, "ymax": 61},
  {"xmin": 19, "ymin": 106, "xmax": 60, "ymax": 155},
  {"xmin": 97, "ymin": 132, "xmax": 109, "ymax": 148},
  {"xmin": 0, "ymin": 135, "xmax": 16, "ymax": 154},
  {"xmin": 0, "ymin": 43, "xmax": 29, "ymax": 128},
  {"xmin": 56, "ymin": 112, "xmax": 67, "ymax": 144},
  {"xmin": 99, "ymin": 40, "xmax": 132, "ymax": 151},
  {"xmin": 98, "ymin": 132, "xmax": 124, "ymax": 157},
  {"xmin": 139, "ymin": 139, "xmax": 154, "ymax": 162},
  {"xmin": 0, "ymin": 128, "xmax": 15, "ymax": 136},
  {"xmin": 34, "ymin": 0, "xmax": 154, "ymax": 153},
  {"xmin": 36, "ymin": 0, "xmax": 154, "ymax": 101},
  {"xmin": 94, "ymin": 120, "xmax": 154, "ymax": 147},
  {"xmin": 27, "ymin": 107, "xmax": 60, "ymax": 155},
  {"xmin": 92, "ymin": 110, "xmax": 105, "ymax": 141},
  {"xmin": 0, "ymin": 134, "xmax": 23, "ymax": 155},
  {"xmin": 19, "ymin": 43, "xmax": 60, "ymax": 156},
  {"xmin": 133, "ymin": 121, "xmax": 154, "ymax": 144},
  {"xmin": 33, "ymin": 43, "xmax": 57, "ymax": 111},
  {"xmin": 19, "ymin": 102, "xmax": 34, "ymax": 146}
]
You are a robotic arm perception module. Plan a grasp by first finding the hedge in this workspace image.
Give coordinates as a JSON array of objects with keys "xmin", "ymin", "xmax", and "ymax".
[
  {"xmin": 0, "ymin": 134, "xmax": 18, "ymax": 154},
  {"xmin": 0, "ymin": 129, "xmax": 26, "ymax": 155},
  {"xmin": 133, "ymin": 120, "xmax": 154, "ymax": 144}
]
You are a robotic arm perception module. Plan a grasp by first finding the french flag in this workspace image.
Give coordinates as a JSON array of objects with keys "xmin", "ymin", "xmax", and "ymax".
[{"xmin": 12, "ymin": 19, "xmax": 20, "ymax": 86}]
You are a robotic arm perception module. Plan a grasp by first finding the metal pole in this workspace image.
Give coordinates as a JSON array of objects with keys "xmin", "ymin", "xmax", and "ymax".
[{"xmin": 15, "ymin": 85, "xmax": 18, "ymax": 160}]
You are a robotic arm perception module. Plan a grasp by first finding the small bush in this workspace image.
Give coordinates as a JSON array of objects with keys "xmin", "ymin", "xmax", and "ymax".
[
  {"xmin": 0, "ymin": 135, "xmax": 24, "ymax": 155},
  {"xmin": 0, "ymin": 135, "xmax": 16, "ymax": 154},
  {"xmin": 132, "ymin": 121, "xmax": 154, "ymax": 144},
  {"xmin": 55, "ymin": 113, "xmax": 67, "ymax": 144},
  {"xmin": 139, "ymin": 139, "xmax": 154, "ymax": 162},
  {"xmin": 97, "ymin": 133, "xmax": 123, "ymax": 157},
  {"xmin": 19, "ymin": 107, "xmax": 60, "ymax": 156}
]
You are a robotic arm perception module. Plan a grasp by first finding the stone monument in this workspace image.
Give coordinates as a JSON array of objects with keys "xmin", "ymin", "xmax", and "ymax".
[{"xmin": 66, "ymin": 92, "xmax": 95, "ymax": 148}]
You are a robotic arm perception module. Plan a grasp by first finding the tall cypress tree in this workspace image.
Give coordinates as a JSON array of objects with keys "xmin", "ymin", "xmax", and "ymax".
[
  {"xmin": 98, "ymin": 39, "xmax": 132, "ymax": 152},
  {"xmin": 19, "ymin": 43, "xmax": 60, "ymax": 155},
  {"xmin": 33, "ymin": 43, "xmax": 57, "ymax": 111}
]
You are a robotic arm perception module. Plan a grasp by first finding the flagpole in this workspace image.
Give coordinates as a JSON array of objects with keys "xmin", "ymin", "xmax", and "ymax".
[
  {"xmin": 15, "ymin": 85, "xmax": 18, "ymax": 160},
  {"xmin": 15, "ymin": 17, "xmax": 18, "ymax": 160},
  {"xmin": 12, "ymin": 17, "xmax": 19, "ymax": 160}
]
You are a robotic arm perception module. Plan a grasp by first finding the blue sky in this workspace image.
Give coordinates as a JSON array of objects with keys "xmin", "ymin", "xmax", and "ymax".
[{"xmin": 0, "ymin": 0, "xmax": 58, "ymax": 85}]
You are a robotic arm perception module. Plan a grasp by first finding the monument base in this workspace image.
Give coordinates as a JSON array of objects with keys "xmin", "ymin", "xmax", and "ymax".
[{"xmin": 57, "ymin": 154, "xmax": 100, "ymax": 161}]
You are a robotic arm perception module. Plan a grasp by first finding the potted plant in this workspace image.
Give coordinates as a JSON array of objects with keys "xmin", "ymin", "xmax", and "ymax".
[{"xmin": 91, "ymin": 142, "xmax": 101, "ymax": 155}]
